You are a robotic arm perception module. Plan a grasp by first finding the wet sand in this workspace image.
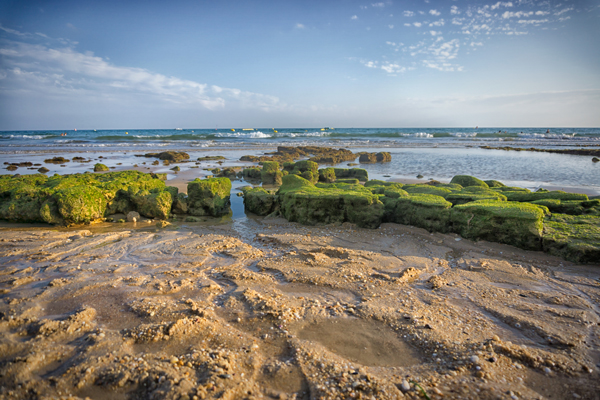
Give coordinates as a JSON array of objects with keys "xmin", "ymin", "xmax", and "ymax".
[{"xmin": 1, "ymin": 216, "xmax": 599, "ymax": 399}]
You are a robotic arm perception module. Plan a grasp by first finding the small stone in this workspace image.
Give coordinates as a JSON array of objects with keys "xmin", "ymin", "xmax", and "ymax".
[
  {"xmin": 400, "ymin": 379, "xmax": 411, "ymax": 392},
  {"xmin": 544, "ymin": 367, "xmax": 552, "ymax": 374},
  {"xmin": 470, "ymin": 355, "xmax": 480, "ymax": 363},
  {"xmin": 127, "ymin": 211, "xmax": 140, "ymax": 223}
]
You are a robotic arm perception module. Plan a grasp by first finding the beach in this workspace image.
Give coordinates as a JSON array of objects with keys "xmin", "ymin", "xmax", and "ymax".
[
  {"xmin": 1, "ymin": 137, "xmax": 600, "ymax": 399},
  {"xmin": 1, "ymin": 215, "xmax": 599, "ymax": 399}
]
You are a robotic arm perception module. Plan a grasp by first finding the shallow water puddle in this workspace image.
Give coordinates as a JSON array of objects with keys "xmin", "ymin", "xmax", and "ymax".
[{"xmin": 296, "ymin": 317, "xmax": 421, "ymax": 367}]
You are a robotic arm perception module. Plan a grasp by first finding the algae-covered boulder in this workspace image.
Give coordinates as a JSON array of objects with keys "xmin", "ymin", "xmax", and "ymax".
[
  {"xmin": 129, "ymin": 188, "xmax": 174, "ymax": 220},
  {"xmin": 450, "ymin": 175, "xmax": 489, "ymax": 188},
  {"xmin": 503, "ymin": 190, "xmax": 588, "ymax": 203},
  {"xmin": 47, "ymin": 186, "xmax": 107, "ymax": 225},
  {"xmin": 242, "ymin": 167, "xmax": 262, "ymax": 182},
  {"xmin": 445, "ymin": 187, "xmax": 507, "ymax": 205},
  {"xmin": 542, "ymin": 214, "xmax": 600, "ymax": 264},
  {"xmin": 277, "ymin": 174, "xmax": 383, "ymax": 228},
  {"xmin": 172, "ymin": 193, "xmax": 188, "ymax": 214},
  {"xmin": 358, "ymin": 152, "xmax": 391, "ymax": 163},
  {"xmin": 403, "ymin": 184, "xmax": 453, "ymax": 198},
  {"xmin": 0, "ymin": 170, "xmax": 173, "ymax": 225},
  {"xmin": 243, "ymin": 187, "xmax": 277, "ymax": 216},
  {"xmin": 382, "ymin": 194, "xmax": 452, "ymax": 232},
  {"xmin": 143, "ymin": 151, "xmax": 190, "ymax": 162},
  {"xmin": 318, "ymin": 167, "xmax": 336, "ymax": 183},
  {"xmin": 261, "ymin": 161, "xmax": 283, "ymax": 185},
  {"xmin": 531, "ymin": 199, "xmax": 600, "ymax": 216},
  {"xmin": 333, "ymin": 168, "xmax": 368, "ymax": 182},
  {"xmin": 450, "ymin": 201, "xmax": 547, "ymax": 250},
  {"xmin": 484, "ymin": 180, "xmax": 505, "ymax": 188},
  {"xmin": 187, "ymin": 177, "xmax": 232, "ymax": 217},
  {"xmin": 365, "ymin": 180, "xmax": 401, "ymax": 188},
  {"xmin": 94, "ymin": 163, "xmax": 110, "ymax": 172}
]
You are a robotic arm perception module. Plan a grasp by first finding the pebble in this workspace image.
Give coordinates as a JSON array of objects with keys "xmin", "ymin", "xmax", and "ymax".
[
  {"xmin": 400, "ymin": 379, "xmax": 411, "ymax": 392},
  {"xmin": 470, "ymin": 355, "xmax": 480, "ymax": 363}
]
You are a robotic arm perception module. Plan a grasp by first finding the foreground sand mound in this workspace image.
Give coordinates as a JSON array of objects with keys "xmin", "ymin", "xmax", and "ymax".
[{"xmin": 0, "ymin": 219, "xmax": 598, "ymax": 399}]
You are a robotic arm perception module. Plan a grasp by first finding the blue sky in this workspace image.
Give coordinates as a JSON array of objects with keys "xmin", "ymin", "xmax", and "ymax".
[{"xmin": 1, "ymin": 0, "xmax": 599, "ymax": 129}]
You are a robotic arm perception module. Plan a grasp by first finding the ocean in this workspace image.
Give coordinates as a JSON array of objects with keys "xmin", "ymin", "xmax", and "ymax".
[{"xmin": 1, "ymin": 127, "xmax": 599, "ymax": 194}]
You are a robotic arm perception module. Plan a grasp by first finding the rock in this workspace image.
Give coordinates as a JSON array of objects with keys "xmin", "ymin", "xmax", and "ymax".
[
  {"xmin": 242, "ymin": 167, "xmax": 262, "ymax": 182},
  {"xmin": 592, "ymin": 157, "xmax": 599, "ymax": 163},
  {"xmin": 332, "ymin": 168, "xmax": 368, "ymax": 182},
  {"xmin": 142, "ymin": 151, "xmax": 190, "ymax": 163},
  {"xmin": 261, "ymin": 161, "xmax": 283, "ymax": 185},
  {"xmin": 197, "ymin": 155, "xmax": 226, "ymax": 161},
  {"xmin": 38, "ymin": 167, "xmax": 50, "ymax": 173},
  {"xmin": 170, "ymin": 166, "xmax": 180, "ymax": 172},
  {"xmin": 127, "ymin": 211, "xmax": 140, "ymax": 222},
  {"xmin": 244, "ymin": 188, "xmax": 277, "ymax": 216},
  {"xmin": 187, "ymin": 177, "xmax": 232, "ymax": 217},
  {"xmin": 359, "ymin": 152, "xmax": 391, "ymax": 163},
  {"xmin": 450, "ymin": 175, "xmax": 489, "ymax": 188},
  {"xmin": 44, "ymin": 156, "xmax": 70, "ymax": 164},
  {"xmin": 416, "ymin": 174, "xmax": 423, "ymax": 179},
  {"xmin": 6, "ymin": 165, "xmax": 17, "ymax": 171},
  {"xmin": 94, "ymin": 163, "xmax": 110, "ymax": 172},
  {"xmin": 470, "ymin": 355, "xmax": 480, "ymax": 363},
  {"xmin": 400, "ymin": 379, "xmax": 411, "ymax": 392},
  {"xmin": 156, "ymin": 220, "xmax": 170, "ymax": 228}
]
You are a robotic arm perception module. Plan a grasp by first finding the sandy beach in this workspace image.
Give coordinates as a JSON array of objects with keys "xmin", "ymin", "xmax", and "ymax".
[{"xmin": 1, "ymin": 209, "xmax": 599, "ymax": 399}]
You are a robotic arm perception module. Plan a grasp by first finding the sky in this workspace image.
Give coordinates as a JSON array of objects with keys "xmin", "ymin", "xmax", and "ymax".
[{"xmin": 0, "ymin": 0, "xmax": 599, "ymax": 130}]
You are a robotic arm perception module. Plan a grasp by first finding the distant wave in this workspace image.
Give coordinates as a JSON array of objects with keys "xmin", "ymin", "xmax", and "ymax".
[{"xmin": 0, "ymin": 134, "xmax": 56, "ymax": 140}]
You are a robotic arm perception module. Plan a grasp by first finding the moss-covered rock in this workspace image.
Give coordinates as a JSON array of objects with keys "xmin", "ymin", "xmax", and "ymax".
[
  {"xmin": 277, "ymin": 175, "xmax": 383, "ymax": 228},
  {"xmin": 187, "ymin": 177, "xmax": 232, "ymax": 217},
  {"xmin": 243, "ymin": 187, "xmax": 277, "ymax": 216},
  {"xmin": 503, "ymin": 190, "xmax": 588, "ymax": 203},
  {"xmin": 445, "ymin": 187, "xmax": 507, "ymax": 205},
  {"xmin": 531, "ymin": 199, "xmax": 600, "ymax": 216},
  {"xmin": 172, "ymin": 193, "xmax": 188, "ymax": 214},
  {"xmin": 364, "ymin": 180, "xmax": 401, "ymax": 188},
  {"xmin": 318, "ymin": 167, "xmax": 336, "ymax": 183},
  {"xmin": 333, "ymin": 168, "xmax": 368, "ymax": 182},
  {"xmin": 450, "ymin": 201, "xmax": 547, "ymax": 250},
  {"xmin": 129, "ymin": 188, "xmax": 174, "ymax": 220},
  {"xmin": 382, "ymin": 194, "xmax": 452, "ymax": 232},
  {"xmin": 358, "ymin": 152, "xmax": 391, "ymax": 163},
  {"xmin": 450, "ymin": 175, "xmax": 489, "ymax": 188},
  {"xmin": 484, "ymin": 180, "xmax": 506, "ymax": 188},
  {"xmin": 261, "ymin": 161, "xmax": 283, "ymax": 185},
  {"xmin": 403, "ymin": 184, "xmax": 454, "ymax": 197},
  {"xmin": 242, "ymin": 167, "xmax": 262, "ymax": 182},
  {"xmin": 542, "ymin": 214, "xmax": 600, "ymax": 263},
  {"xmin": 94, "ymin": 163, "xmax": 110, "ymax": 172},
  {"xmin": 0, "ymin": 170, "xmax": 172, "ymax": 225}
]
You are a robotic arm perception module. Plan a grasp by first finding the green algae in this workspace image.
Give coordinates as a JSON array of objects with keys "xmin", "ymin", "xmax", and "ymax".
[
  {"xmin": 484, "ymin": 180, "xmax": 506, "ymax": 188},
  {"xmin": 318, "ymin": 167, "xmax": 336, "ymax": 183},
  {"xmin": 0, "ymin": 171, "xmax": 174, "ymax": 225},
  {"xmin": 277, "ymin": 175, "xmax": 383, "ymax": 228},
  {"xmin": 261, "ymin": 161, "xmax": 283, "ymax": 185},
  {"xmin": 450, "ymin": 175, "xmax": 489, "ymax": 188},
  {"xmin": 243, "ymin": 187, "xmax": 277, "ymax": 216},
  {"xmin": 403, "ymin": 184, "xmax": 454, "ymax": 197},
  {"xmin": 445, "ymin": 187, "xmax": 508, "ymax": 205},
  {"xmin": 364, "ymin": 180, "xmax": 402, "ymax": 188},
  {"xmin": 450, "ymin": 201, "xmax": 547, "ymax": 251},
  {"xmin": 187, "ymin": 177, "xmax": 232, "ymax": 217},
  {"xmin": 94, "ymin": 163, "xmax": 110, "ymax": 172},
  {"xmin": 503, "ymin": 190, "xmax": 588, "ymax": 203},
  {"xmin": 531, "ymin": 199, "xmax": 600, "ymax": 216},
  {"xmin": 542, "ymin": 214, "xmax": 600, "ymax": 263},
  {"xmin": 383, "ymin": 194, "xmax": 452, "ymax": 233},
  {"xmin": 333, "ymin": 168, "xmax": 368, "ymax": 182}
]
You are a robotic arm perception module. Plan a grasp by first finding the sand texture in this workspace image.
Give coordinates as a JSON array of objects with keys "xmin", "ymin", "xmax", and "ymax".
[{"xmin": 0, "ymin": 218, "xmax": 599, "ymax": 400}]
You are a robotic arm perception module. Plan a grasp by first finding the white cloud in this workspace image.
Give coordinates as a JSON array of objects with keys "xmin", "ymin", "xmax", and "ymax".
[
  {"xmin": 404, "ymin": 23, "xmax": 412, "ymax": 27},
  {"xmin": 429, "ymin": 19, "xmax": 445, "ymax": 27},
  {"xmin": 450, "ymin": 6, "xmax": 460, "ymax": 15},
  {"xmin": 517, "ymin": 19, "xmax": 549, "ymax": 25},
  {"xmin": 452, "ymin": 18, "xmax": 464, "ymax": 25},
  {"xmin": 502, "ymin": 11, "xmax": 534, "ymax": 19},
  {"xmin": 429, "ymin": 9, "xmax": 441, "ymax": 16},
  {"xmin": 372, "ymin": 2, "xmax": 385, "ymax": 7},
  {"xmin": 554, "ymin": 7, "xmax": 573, "ymax": 16},
  {"xmin": 491, "ymin": 2, "xmax": 513, "ymax": 11},
  {"xmin": 295, "ymin": 23, "xmax": 305, "ymax": 29},
  {"xmin": 388, "ymin": 24, "xmax": 394, "ymax": 29},
  {"xmin": 351, "ymin": 15, "xmax": 358, "ymax": 20},
  {"xmin": 0, "ymin": 41, "xmax": 281, "ymax": 111},
  {"xmin": 403, "ymin": 11, "xmax": 414, "ymax": 17},
  {"xmin": 413, "ymin": 22, "xmax": 422, "ymax": 27},
  {"xmin": 430, "ymin": 30, "xmax": 442, "ymax": 36},
  {"xmin": 535, "ymin": 11, "xmax": 549, "ymax": 16}
]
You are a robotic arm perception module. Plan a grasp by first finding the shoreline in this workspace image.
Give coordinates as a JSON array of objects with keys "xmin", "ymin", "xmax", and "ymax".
[{"xmin": 1, "ymin": 217, "xmax": 599, "ymax": 399}]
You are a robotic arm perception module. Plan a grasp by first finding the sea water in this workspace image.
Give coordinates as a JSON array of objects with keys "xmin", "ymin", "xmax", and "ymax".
[{"xmin": 1, "ymin": 127, "xmax": 599, "ymax": 191}]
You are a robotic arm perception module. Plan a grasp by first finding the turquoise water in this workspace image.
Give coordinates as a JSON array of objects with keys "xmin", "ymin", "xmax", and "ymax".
[
  {"xmin": 2, "ymin": 127, "xmax": 599, "ymax": 153},
  {"xmin": 1, "ymin": 127, "xmax": 599, "ymax": 193}
]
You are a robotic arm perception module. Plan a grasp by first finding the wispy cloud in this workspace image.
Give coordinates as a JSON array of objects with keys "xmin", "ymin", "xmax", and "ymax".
[
  {"xmin": 429, "ymin": 9, "xmax": 441, "ymax": 16},
  {"xmin": 0, "ymin": 39, "xmax": 281, "ymax": 112},
  {"xmin": 403, "ymin": 11, "xmax": 414, "ymax": 17}
]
